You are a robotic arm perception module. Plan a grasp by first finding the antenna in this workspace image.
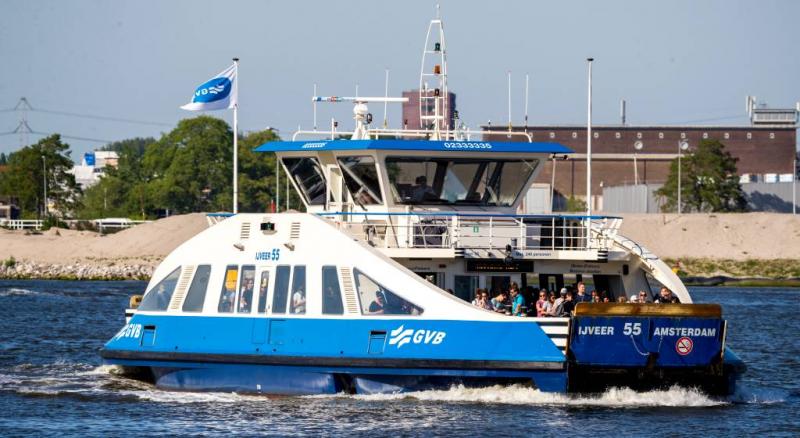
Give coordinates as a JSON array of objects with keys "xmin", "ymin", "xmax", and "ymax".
[
  {"xmin": 383, "ymin": 69, "xmax": 390, "ymax": 128},
  {"xmin": 620, "ymin": 99, "xmax": 626, "ymax": 125},
  {"xmin": 507, "ymin": 70, "xmax": 512, "ymax": 134},
  {"xmin": 524, "ymin": 73, "xmax": 529, "ymax": 129},
  {"xmin": 313, "ymin": 83, "xmax": 318, "ymax": 131}
]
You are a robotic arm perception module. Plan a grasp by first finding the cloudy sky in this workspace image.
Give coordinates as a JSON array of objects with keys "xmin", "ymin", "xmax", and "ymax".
[{"xmin": 1, "ymin": 0, "xmax": 798, "ymax": 157}]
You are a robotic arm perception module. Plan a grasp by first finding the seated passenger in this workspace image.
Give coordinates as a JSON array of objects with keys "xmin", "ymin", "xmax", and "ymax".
[
  {"xmin": 535, "ymin": 289, "xmax": 548, "ymax": 317},
  {"xmin": 292, "ymin": 288, "xmax": 306, "ymax": 314},
  {"xmin": 490, "ymin": 292, "xmax": 507, "ymax": 313},
  {"xmin": 323, "ymin": 285, "xmax": 343, "ymax": 314},
  {"xmin": 238, "ymin": 278, "xmax": 254, "ymax": 312},
  {"xmin": 617, "ymin": 296, "xmax": 628, "ymax": 303},
  {"xmin": 637, "ymin": 290, "xmax": 649, "ymax": 303},
  {"xmin": 654, "ymin": 287, "xmax": 679, "ymax": 304},
  {"xmin": 543, "ymin": 291, "xmax": 556, "ymax": 316},
  {"xmin": 590, "ymin": 290, "xmax": 600, "ymax": 303},
  {"xmin": 219, "ymin": 286, "xmax": 235, "ymax": 312},
  {"xmin": 368, "ymin": 292, "xmax": 386, "ymax": 314},
  {"xmin": 471, "ymin": 288, "xmax": 483, "ymax": 306}
]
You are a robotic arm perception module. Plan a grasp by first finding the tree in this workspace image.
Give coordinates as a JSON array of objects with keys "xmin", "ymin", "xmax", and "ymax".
[
  {"xmin": 656, "ymin": 139, "xmax": 747, "ymax": 213},
  {"xmin": 0, "ymin": 135, "xmax": 81, "ymax": 218},
  {"xmin": 0, "ymin": 152, "xmax": 7, "ymax": 165}
]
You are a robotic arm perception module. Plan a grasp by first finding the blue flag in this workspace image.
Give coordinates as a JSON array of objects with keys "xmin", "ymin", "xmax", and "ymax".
[{"xmin": 181, "ymin": 63, "xmax": 237, "ymax": 111}]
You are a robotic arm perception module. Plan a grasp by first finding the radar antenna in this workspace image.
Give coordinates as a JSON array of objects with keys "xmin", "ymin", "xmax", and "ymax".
[{"xmin": 419, "ymin": 5, "xmax": 449, "ymax": 140}]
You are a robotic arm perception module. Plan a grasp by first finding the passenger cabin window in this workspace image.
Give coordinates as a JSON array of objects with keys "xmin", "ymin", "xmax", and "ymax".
[
  {"xmin": 271, "ymin": 266, "xmax": 291, "ymax": 314},
  {"xmin": 353, "ymin": 269, "xmax": 423, "ymax": 315},
  {"xmin": 322, "ymin": 266, "xmax": 344, "ymax": 315},
  {"xmin": 257, "ymin": 270, "xmax": 270, "ymax": 314},
  {"xmin": 237, "ymin": 265, "xmax": 255, "ymax": 313},
  {"xmin": 290, "ymin": 266, "xmax": 306, "ymax": 314},
  {"xmin": 386, "ymin": 157, "xmax": 538, "ymax": 207},
  {"xmin": 337, "ymin": 156, "xmax": 383, "ymax": 204},
  {"xmin": 217, "ymin": 265, "xmax": 238, "ymax": 313},
  {"xmin": 182, "ymin": 265, "xmax": 211, "ymax": 312},
  {"xmin": 138, "ymin": 267, "xmax": 181, "ymax": 311},
  {"xmin": 282, "ymin": 157, "xmax": 326, "ymax": 205}
]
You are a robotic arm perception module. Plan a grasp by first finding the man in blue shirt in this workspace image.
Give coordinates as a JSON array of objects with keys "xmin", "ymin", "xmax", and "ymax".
[
  {"xmin": 509, "ymin": 283, "xmax": 526, "ymax": 316},
  {"xmin": 575, "ymin": 282, "xmax": 592, "ymax": 303}
]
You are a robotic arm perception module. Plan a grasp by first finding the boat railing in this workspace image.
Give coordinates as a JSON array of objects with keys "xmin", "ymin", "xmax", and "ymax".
[{"xmin": 318, "ymin": 212, "xmax": 622, "ymax": 253}]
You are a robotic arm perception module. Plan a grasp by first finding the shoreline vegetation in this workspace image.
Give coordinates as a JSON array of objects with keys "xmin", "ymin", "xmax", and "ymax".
[{"xmin": 1, "ymin": 255, "xmax": 798, "ymax": 287}]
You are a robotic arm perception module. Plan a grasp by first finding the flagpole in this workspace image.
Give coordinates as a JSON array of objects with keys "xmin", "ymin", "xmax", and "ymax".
[{"xmin": 232, "ymin": 57, "xmax": 239, "ymax": 214}]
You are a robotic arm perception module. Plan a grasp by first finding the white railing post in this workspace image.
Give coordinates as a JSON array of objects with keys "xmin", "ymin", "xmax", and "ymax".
[{"xmin": 488, "ymin": 216, "xmax": 493, "ymax": 250}]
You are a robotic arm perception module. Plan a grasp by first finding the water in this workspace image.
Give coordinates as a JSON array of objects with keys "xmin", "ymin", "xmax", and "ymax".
[{"xmin": 0, "ymin": 280, "xmax": 797, "ymax": 436}]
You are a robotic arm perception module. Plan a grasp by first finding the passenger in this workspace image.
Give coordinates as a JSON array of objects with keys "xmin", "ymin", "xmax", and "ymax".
[
  {"xmin": 292, "ymin": 287, "xmax": 306, "ymax": 314},
  {"xmin": 550, "ymin": 289, "xmax": 567, "ymax": 316},
  {"xmin": 411, "ymin": 175, "xmax": 436, "ymax": 202},
  {"xmin": 490, "ymin": 292, "xmax": 507, "ymax": 313},
  {"xmin": 654, "ymin": 287, "xmax": 679, "ymax": 304},
  {"xmin": 617, "ymin": 296, "xmax": 628, "ymax": 303},
  {"xmin": 670, "ymin": 295, "xmax": 680, "ymax": 304},
  {"xmin": 602, "ymin": 296, "xmax": 610, "ymax": 303},
  {"xmin": 480, "ymin": 291, "xmax": 493, "ymax": 310},
  {"xmin": 368, "ymin": 291, "xmax": 386, "ymax": 314},
  {"xmin": 323, "ymin": 285, "xmax": 343, "ymax": 314},
  {"xmin": 558, "ymin": 291, "xmax": 576, "ymax": 316},
  {"xmin": 575, "ymin": 282, "xmax": 591, "ymax": 303},
  {"xmin": 219, "ymin": 285, "xmax": 235, "ymax": 312},
  {"xmin": 535, "ymin": 289, "xmax": 548, "ymax": 317},
  {"xmin": 629, "ymin": 294, "xmax": 639, "ymax": 303},
  {"xmin": 258, "ymin": 277, "xmax": 269, "ymax": 312},
  {"xmin": 542, "ymin": 291, "xmax": 555, "ymax": 316},
  {"xmin": 509, "ymin": 285, "xmax": 525, "ymax": 316},
  {"xmin": 590, "ymin": 289, "xmax": 600, "ymax": 303},
  {"xmin": 471, "ymin": 288, "xmax": 483, "ymax": 306},
  {"xmin": 155, "ymin": 284, "xmax": 170, "ymax": 309},
  {"xmin": 637, "ymin": 290, "xmax": 649, "ymax": 303},
  {"xmin": 238, "ymin": 278, "xmax": 254, "ymax": 312}
]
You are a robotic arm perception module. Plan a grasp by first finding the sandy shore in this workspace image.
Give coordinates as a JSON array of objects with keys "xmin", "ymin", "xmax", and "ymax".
[{"xmin": 1, "ymin": 212, "xmax": 799, "ymax": 279}]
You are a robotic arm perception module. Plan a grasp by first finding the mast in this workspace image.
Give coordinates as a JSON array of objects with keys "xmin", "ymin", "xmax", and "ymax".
[{"xmin": 419, "ymin": 5, "xmax": 449, "ymax": 140}]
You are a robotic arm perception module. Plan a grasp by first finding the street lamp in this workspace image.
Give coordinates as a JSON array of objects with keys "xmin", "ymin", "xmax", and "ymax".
[
  {"xmin": 41, "ymin": 155, "xmax": 47, "ymax": 218},
  {"xmin": 677, "ymin": 140, "xmax": 689, "ymax": 214},
  {"xmin": 633, "ymin": 141, "xmax": 643, "ymax": 186}
]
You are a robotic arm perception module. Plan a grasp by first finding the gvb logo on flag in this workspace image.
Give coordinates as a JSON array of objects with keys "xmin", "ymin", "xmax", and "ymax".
[{"xmin": 181, "ymin": 63, "xmax": 237, "ymax": 111}]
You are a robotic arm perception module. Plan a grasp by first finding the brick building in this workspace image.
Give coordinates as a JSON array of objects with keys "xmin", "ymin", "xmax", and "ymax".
[
  {"xmin": 401, "ymin": 89, "xmax": 456, "ymax": 131},
  {"xmin": 484, "ymin": 123, "xmax": 797, "ymax": 207}
]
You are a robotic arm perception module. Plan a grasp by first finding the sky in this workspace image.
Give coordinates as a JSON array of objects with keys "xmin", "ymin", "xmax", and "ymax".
[{"xmin": 1, "ymin": 0, "xmax": 798, "ymax": 159}]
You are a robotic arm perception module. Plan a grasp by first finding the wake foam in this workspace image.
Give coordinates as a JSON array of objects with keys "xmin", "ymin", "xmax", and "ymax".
[
  {"xmin": 730, "ymin": 385, "xmax": 788, "ymax": 405},
  {"xmin": 342, "ymin": 384, "xmax": 728, "ymax": 408},
  {"xmin": 0, "ymin": 287, "xmax": 39, "ymax": 297}
]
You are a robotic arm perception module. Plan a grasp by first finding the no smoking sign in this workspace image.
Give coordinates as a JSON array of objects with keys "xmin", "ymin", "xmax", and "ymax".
[{"xmin": 675, "ymin": 336, "xmax": 694, "ymax": 355}]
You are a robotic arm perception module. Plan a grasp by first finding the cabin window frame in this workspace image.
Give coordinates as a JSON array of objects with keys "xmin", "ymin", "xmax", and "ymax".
[
  {"xmin": 138, "ymin": 266, "xmax": 182, "ymax": 312},
  {"xmin": 182, "ymin": 264, "xmax": 212, "ymax": 312},
  {"xmin": 280, "ymin": 156, "xmax": 327, "ymax": 206},
  {"xmin": 321, "ymin": 265, "xmax": 345, "ymax": 315},
  {"xmin": 336, "ymin": 155, "xmax": 385, "ymax": 205},
  {"xmin": 352, "ymin": 268, "xmax": 424, "ymax": 316}
]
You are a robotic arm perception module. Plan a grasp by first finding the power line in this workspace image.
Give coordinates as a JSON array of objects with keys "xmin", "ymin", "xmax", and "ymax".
[
  {"xmin": 29, "ymin": 107, "xmax": 172, "ymax": 127},
  {"xmin": 0, "ymin": 129, "xmax": 112, "ymax": 143}
]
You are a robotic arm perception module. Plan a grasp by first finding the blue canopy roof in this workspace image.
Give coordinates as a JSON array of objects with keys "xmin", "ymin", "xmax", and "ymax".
[{"xmin": 254, "ymin": 139, "xmax": 572, "ymax": 154}]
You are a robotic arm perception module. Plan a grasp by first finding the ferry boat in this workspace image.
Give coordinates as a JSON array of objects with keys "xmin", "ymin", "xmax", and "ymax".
[{"xmin": 101, "ymin": 13, "xmax": 745, "ymax": 396}]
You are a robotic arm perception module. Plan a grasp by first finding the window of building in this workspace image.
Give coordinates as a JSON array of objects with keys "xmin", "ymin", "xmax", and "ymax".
[
  {"xmin": 385, "ymin": 157, "xmax": 539, "ymax": 207},
  {"xmin": 217, "ymin": 265, "xmax": 238, "ymax": 313},
  {"xmin": 139, "ymin": 267, "xmax": 182, "ymax": 311},
  {"xmin": 281, "ymin": 157, "xmax": 326, "ymax": 205},
  {"xmin": 290, "ymin": 265, "xmax": 306, "ymax": 314},
  {"xmin": 257, "ymin": 270, "xmax": 270, "ymax": 314},
  {"xmin": 237, "ymin": 265, "xmax": 256, "ymax": 314},
  {"xmin": 322, "ymin": 266, "xmax": 344, "ymax": 315},
  {"xmin": 658, "ymin": 132, "xmax": 664, "ymax": 139},
  {"xmin": 747, "ymin": 132, "xmax": 752, "ymax": 140},
  {"xmin": 271, "ymin": 265, "xmax": 291, "ymax": 314},
  {"xmin": 615, "ymin": 132, "xmax": 621, "ymax": 139},
  {"xmin": 353, "ymin": 269, "xmax": 423, "ymax": 315},
  {"xmin": 337, "ymin": 156, "xmax": 383, "ymax": 205},
  {"xmin": 182, "ymin": 265, "xmax": 211, "ymax": 312}
]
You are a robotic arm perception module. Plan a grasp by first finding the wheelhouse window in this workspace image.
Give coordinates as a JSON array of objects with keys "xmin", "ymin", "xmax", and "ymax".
[
  {"xmin": 139, "ymin": 267, "xmax": 181, "ymax": 311},
  {"xmin": 217, "ymin": 265, "xmax": 238, "ymax": 313},
  {"xmin": 182, "ymin": 265, "xmax": 211, "ymax": 312},
  {"xmin": 237, "ymin": 265, "xmax": 255, "ymax": 313},
  {"xmin": 282, "ymin": 157, "xmax": 326, "ymax": 205},
  {"xmin": 353, "ymin": 269, "xmax": 423, "ymax": 315},
  {"xmin": 386, "ymin": 157, "xmax": 539, "ymax": 206},
  {"xmin": 290, "ymin": 266, "xmax": 306, "ymax": 314},
  {"xmin": 322, "ymin": 266, "xmax": 344, "ymax": 315},
  {"xmin": 271, "ymin": 266, "xmax": 291, "ymax": 314},
  {"xmin": 337, "ymin": 156, "xmax": 383, "ymax": 204}
]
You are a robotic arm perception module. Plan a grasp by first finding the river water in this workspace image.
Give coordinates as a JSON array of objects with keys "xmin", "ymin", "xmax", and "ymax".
[{"xmin": 0, "ymin": 280, "xmax": 797, "ymax": 436}]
